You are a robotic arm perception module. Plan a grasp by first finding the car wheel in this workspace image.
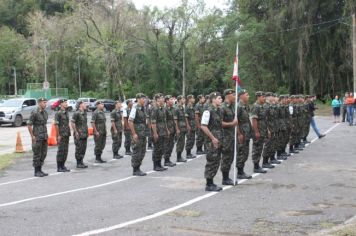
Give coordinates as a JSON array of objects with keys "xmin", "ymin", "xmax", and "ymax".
[{"xmin": 13, "ymin": 115, "xmax": 23, "ymax": 127}]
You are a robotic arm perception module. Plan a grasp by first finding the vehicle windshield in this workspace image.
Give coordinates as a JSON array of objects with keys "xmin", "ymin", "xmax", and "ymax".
[{"xmin": 1, "ymin": 100, "xmax": 23, "ymax": 107}]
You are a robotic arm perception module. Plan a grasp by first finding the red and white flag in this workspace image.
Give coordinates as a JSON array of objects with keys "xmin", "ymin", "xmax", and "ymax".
[{"xmin": 232, "ymin": 55, "xmax": 241, "ymax": 86}]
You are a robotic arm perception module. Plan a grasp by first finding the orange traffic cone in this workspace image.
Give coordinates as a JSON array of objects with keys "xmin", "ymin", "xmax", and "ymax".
[
  {"xmin": 48, "ymin": 123, "xmax": 58, "ymax": 146},
  {"xmin": 88, "ymin": 127, "xmax": 94, "ymax": 136},
  {"xmin": 15, "ymin": 132, "xmax": 24, "ymax": 153}
]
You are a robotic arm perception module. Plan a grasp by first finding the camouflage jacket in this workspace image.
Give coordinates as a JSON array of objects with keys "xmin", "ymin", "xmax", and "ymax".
[
  {"xmin": 27, "ymin": 107, "xmax": 48, "ymax": 140},
  {"xmin": 54, "ymin": 109, "xmax": 71, "ymax": 137},
  {"xmin": 71, "ymin": 110, "xmax": 88, "ymax": 139}
]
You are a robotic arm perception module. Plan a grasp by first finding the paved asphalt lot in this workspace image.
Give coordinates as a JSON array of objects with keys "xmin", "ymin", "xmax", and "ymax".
[{"xmin": 0, "ymin": 116, "xmax": 355, "ymax": 236}]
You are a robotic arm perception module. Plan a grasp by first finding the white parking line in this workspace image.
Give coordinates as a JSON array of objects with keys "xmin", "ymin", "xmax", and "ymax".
[
  {"xmin": 72, "ymin": 123, "xmax": 341, "ymax": 236},
  {"xmin": 0, "ymin": 155, "xmax": 204, "ymax": 207}
]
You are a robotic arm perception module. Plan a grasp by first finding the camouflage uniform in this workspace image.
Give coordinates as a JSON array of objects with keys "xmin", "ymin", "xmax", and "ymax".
[
  {"xmin": 302, "ymin": 101, "xmax": 311, "ymax": 140},
  {"xmin": 220, "ymin": 102, "xmax": 235, "ymax": 173},
  {"xmin": 194, "ymin": 102, "xmax": 205, "ymax": 151},
  {"xmin": 263, "ymin": 103, "xmax": 279, "ymax": 161},
  {"xmin": 276, "ymin": 102, "xmax": 288, "ymax": 155},
  {"xmin": 129, "ymin": 104, "xmax": 147, "ymax": 168},
  {"xmin": 236, "ymin": 100, "xmax": 252, "ymax": 169},
  {"xmin": 289, "ymin": 99, "xmax": 300, "ymax": 147},
  {"xmin": 185, "ymin": 104, "xmax": 196, "ymax": 153},
  {"xmin": 111, "ymin": 108, "xmax": 123, "ymax": 156},
  {"xmin": 284, "ymin": 101, "xmax": 292, "ymax": 152},
  {"xmin": 54, "ymin": 108, "xmax": 71, "ymax": 163},
  {"xmin": 164, "ymin": 105, "xmax": 176, "ymax": 160},
  {"xmin": 71, "ymin": 109, "xmax": 88, "ymax": 162},
  {"xmin": 174, "ymin": 104, "xmax": 187, "ymax": 154},
  {"xmin": 91, "ymin": 109, "xmax": 107, "ymax": 157},
  {"xmin": 28, "ymin": 107, "xmax": 48, "ymax": 167},
  {"xmin": 146, "ymin": 104, "xmax": 153, "ymax": 149},
  {"xmin": 151, "ymin": 104, "xmax": 167, "ymax": 163},
  {"xmin": 123, "ymin": 106, "xmax": 132, "ymax": 153},
  {"xmin": 202, "ymin": 105, "xmax": 223, "ymax": 179},
  {"xmin": 251, "ymin": 102, "xmax": 268, "ymax": 164}
]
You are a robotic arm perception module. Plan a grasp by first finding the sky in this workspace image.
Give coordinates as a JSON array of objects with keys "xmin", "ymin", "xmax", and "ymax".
[{"xmin": 131, "ymin": 0, "xmax": 228, "ymax": 10}]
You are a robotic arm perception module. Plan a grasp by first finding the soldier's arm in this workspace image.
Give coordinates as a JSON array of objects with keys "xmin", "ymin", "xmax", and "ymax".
[
  {"xmin": 27, "ymin": 112, "xmax": 35, "ymax": 143},
  {"xmin": 91, "ymin": 112, "xmax": 99, "ymax": 136},
  {"xmin": 110, "ymin": 111, "xmax": 117, "ymax": 134},
  {"xmin": 150, "ymin": 109, "xmax": 158, "ymax": 140},
  {"xmin": 173, "ymin": 109, "xmax": 180, "ymax": 134},
  {"xmin": 195, "ymin": 111, "xmax": 201, "ymax": 129},
  {"xmin": 200, "ymin": 110, "xmax": 219, "ymax": 148},
  {"xmin": 222, "ymin": 110, "xmax": 238, "ymax": 128},
  {"xmin": 251, "ymin": 106, "xmax": 260, "ymax": 136},
  {"xmin": 54, "ymin": 112, "xmax": 60, "ymax": 139},
  {"xmin": 70, "ymin": 113, "xmax": 79, "ymax": 137}
]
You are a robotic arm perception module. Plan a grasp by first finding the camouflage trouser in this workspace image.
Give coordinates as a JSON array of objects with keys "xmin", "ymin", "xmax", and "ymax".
[
  {"xmin": 94, "ymin": 134, "xmax": 106, "ymax": 156},
  {"xmin": 285, "ymin": 127, "xmax": 291, "ymax": 148},
  {"xmin": 32, "ymin": 139, "xmax": 48, "ymax": 167},
  {"xmin": 276, "ymin": 130, "xmax": 287, "ymax": 151},
  {"xmin": 112, "ymin": 131, "xmax": 122, "ymax": 154},
  {"xmin": 176, "ymin": 131, "xmax": 186, "ymax": 153},
  {"xmin": 152, "ymin": 136, "xmax": 165, "ymax": 162},
  {"xmin": 297, "ymin": 120, "xmax": 304, "ymax": 141},
  {"xmin": 74, "ymin": 138, "xmax": 87, "ymax": 161},
  {"xmin": 263, "ymin": 132, "xmax": 277, "ymax": 158},
  {"xmin": 56, "ymin": 136, "xmax": 69, "ymax": 162},
  {"xmin": 146, "ymin": 128, "xmax": 153, "ymax": 147},
  {"xmin": 289, "ymin": 121, "xmax": 299, "ymax": 146},
  {"xmin": 252, "ymin": 137, "xmax": 266, "ymax": 164},
  {"xmin": 164, "ymin": 132, "xmax": 175, "ymax": 159},
  {"xmin": 186, "ymin": 130, "xmax": 195, "ymax": 151},
  {"xmin": 221, "ymin": 134, "xmax": 234, "ymax": 173},
  {"xmin": 204, "ymin": 140, "xmax": 222, "ymax": 179},
  {"xmin": 237, "ymin": 139, "xmax": 250, "ymax": 168},
  {"xmin": 196, "ymin": 128, "xmax": 204, "ymax": 149},
  {"xmin": 302, "ymin": 118, "xmax": 311, "ymax": 139},
  {"xmin": 131, "ymin": 136, "xmax": 147, "ymax": 168},
  {"xmin": 124, "ymin": 130, "xmax": 131, "ymax": 149}
]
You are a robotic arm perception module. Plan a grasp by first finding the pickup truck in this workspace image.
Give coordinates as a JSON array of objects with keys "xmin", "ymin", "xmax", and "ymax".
[{"xmin": 0, "ymin": 98, "xmax": 37, "ymax": 127}]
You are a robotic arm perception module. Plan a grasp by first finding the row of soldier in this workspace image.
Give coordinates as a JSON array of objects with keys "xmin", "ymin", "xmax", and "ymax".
[{"xmin": 27, "ymin": 91, "xmax": 318, "ymax": 192}]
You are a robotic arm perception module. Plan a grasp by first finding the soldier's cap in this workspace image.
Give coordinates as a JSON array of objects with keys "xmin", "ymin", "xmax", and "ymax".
[
  {"xmin": 59, "ymin": 99, "xmax": 67, "ymax": 104},
  {"xmin": 177, "ymin": 95, "xmax": 185, "ymax": 101},
  {"xmin": 114, "ymin": 100, "xmax": 122, "ymax": 105},
  {"xmin": 278, "ymin": 95, "xmax": 285, "ymax": 99},
  {"xmin": 291, "ymin": 95, "xmax": 296, "ymax": 99},
  {"xmin": 238, "ymin": 89, "xmax": 248, "ymax": 96},
  {"xmin": 255, "ymin": 91, "xmax": 265, "ymax": 97},
  {"xmin": 187, "ymin": 94, "xmax": 195, "ymax": 100},
  {"xmin": 135, "ymin": 93, "xmax": 146, "ymax": 99},
  {"xmin": 197, "ymin": 94, "xmax": 204, "ymax": 99},
  {"xmin": 273, "ymin": 93, "xmax": 278, "ymax": 97},
  {"xmin": 265, "ymin": 92, "xmax": 273, "ymax": 97},
  {"xmin": 165, "ymin": 95, "xmax": 172, "ymax": 101},
  {"xmin": 223, "ymin": 89, "xmax": 235, "ymax": 96},
  {"xmin": 96, "ymin": 100, "xmax": 104, "ymax": 105},
  {"xmin": 209, "ymin": 92, "xmax": 221, "ymax": 99},
  {"xmin": 154, "ymin": 93, "xmax": 164, "ymax": 100},
  {"xmin": 37, "ymin": 97, "xmax": 47, "ymax": 102}
]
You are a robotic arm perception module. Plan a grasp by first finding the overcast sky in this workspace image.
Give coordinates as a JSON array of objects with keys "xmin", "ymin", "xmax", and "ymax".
[{"xmin": 131, "ymin": 0, "xmax": 228, "ymax": 10}]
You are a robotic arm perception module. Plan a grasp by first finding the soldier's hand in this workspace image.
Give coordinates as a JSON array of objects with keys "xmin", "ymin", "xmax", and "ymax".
[
  {"xmin": 31, "ymin": 136, "xmax": 36, "ymax": 144},
  {"xmin": 114, "ymin": 130, "xmax": 118, "ymax": 136},
  {"xmin": 176, "ymin": 129, "xmax": 181, "ymax": 136},
  {"xmin": 57, "ymin": 136, "xmax": 61, "ymax": 143},
  {"xmin": 268, "ymin": 131, "xmax": 271, "ymax": 139},
  {"xmin": 232, "ymin": 118, "xmax": 238, "ymax": 126},
  {"xmin": 255, "ymin": 132, "xmax": 260, "ymax": 140},
  {"xmin": 238, "ymin": 134, "xmax": 244, "ymax": 144},
  {"xmin": 133, "ymin": 133, "xmax": 139, "ymax": 143},
  {"xmin": 95, "ymin": 131, "xmax": 100, "ymax": 137},
  {"xmin": 153, "ymin": 133, "xmax": 159, "ymax": 142},
  {"xmin": 187, "ymin": 126, "xmax": 192, "ymax": 133},
  {"xmin": 212, "ymin": 137, "xmax": 219, "ymax": 149}
]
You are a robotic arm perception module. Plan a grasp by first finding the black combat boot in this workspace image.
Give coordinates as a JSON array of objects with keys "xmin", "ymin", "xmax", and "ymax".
[
  {"xmin": 237, "ymin": 167, "xmax": 252, "ymax": 179},
  {"xmin": 176, "ymin": 152, "xmax": 187, "ymax": 162},
  {"xmin": 62, "ymin": 162, "xmax": 70, "ymax": 172},
  {"xmin": 95, "ymin": 155, "xmax": 106, "ymax": 163},
  {"xmin": 125, "ymin": 146, "xmax": 132, "ymax": 155},
  {"xmin": 289, "ymin": 145, "xmax": 299, "ymax": 154},
  {"xmin": 222, "ymin": 172, "xmax": 234, "ymax": 185},
  {"xmin": 262, "ymin": 156, "xmax": 275, "ymax": 169},
  {"xmin": 196, "ymin": 146, "xmax": 204, "ymax": 155},
  {"xmin": 133, "ymin": 167, "xmax": 147, "ymax": 176},
  {"xmin": 57, "ymin": 161, "xmax": 65, "ymax": 172},
  {"xmin": 154, "ymin": 161, "xmax": 167, "ymax": 171},
  {"xmin": 205, "ymin": 178, "xmax": 222, "ymax": 192},
  {"xmin": 76, "ymin": 159, "xmax": 88, "ymax": 168},
  {"xmin": 270, "ymin": 155, "xmax": 281, "ymax": 164},
  {"xmin": 39, "ymin": 166, "xmax": 48, "ymax": 176},
  {"xmin": 34, "ymin": 166, "xmax": 45, "ymax": 177},
  {"xmin": 282, "ymin": 147, "xmax": 291, "ymax": 156},
  {"xmin": 113, "ymin": 152, "xmax": 123, "ymax": 159},
  {"xmin": 253, "ymin": 162, "xmax": 267, "ymax": 173},
  {"xmin": 164, "ymin": 158, "xmax": 176, "ymax": 167},
  {"xmin": 186, "ymin": 149, "xmax": 196, "ymax": 159}
]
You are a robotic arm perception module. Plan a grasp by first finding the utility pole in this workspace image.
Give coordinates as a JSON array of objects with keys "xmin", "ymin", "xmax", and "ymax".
[
  {"xmin": 75, "ymin": 46, "xmax": 82, "ymax": 98},
  {"xmin": 55, "ymin": 52, "xmax": 58, "ymax": 97},
  {"xmin": 353, "ymin": 13, "xmax": 356, "ymax": 95},
  {"xmin": 13, "ymin": 67, "xmax": 17, "ymax": 96},
  {"xmin": 182, "ymin": 47, "xmax": 186, "ymax": 96}
]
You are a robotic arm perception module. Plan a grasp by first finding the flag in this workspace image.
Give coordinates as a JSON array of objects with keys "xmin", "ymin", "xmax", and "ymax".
[{"xmin": 232, "ymin": 56, "xmax": 241, "ymax": 87}]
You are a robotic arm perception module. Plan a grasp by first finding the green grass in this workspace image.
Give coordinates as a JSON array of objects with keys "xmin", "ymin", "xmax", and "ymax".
[
  {"xmin": 315, "ymin": 101, "xmax": 333, "ymax": 116},
  {"xmin": 0, "ymin": 153, "xmax": 23, "ymax": 170}
]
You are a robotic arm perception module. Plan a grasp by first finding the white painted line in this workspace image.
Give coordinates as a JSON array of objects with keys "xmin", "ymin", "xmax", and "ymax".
[
  {"xmin": 0, "ymin": 172, "xmax": 63, "ymax": 187},
  {"xmin": 0, "ymin": 155, "xmax": 204, "ymax": 207},
  {"xmin": 73, "ymin": 123, "xmax": 341, "ymax": 236}
]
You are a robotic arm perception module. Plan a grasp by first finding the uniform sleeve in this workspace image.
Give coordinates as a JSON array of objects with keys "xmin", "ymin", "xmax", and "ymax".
[
  {"xmin": 129, "ymin": 107, "xmax": 137, "ymax": 121},
  {"xmin": 27, "ymin": 111, "xmax": 35, "ymax": 125},
  {"xmin": 54, "ymin": 112, "xmax": 60, "ymax": 125},
  {"xmin": 194, "ymin": 105, "xmax": 200, "ymax": 114},
  {"xmin": 250, "ymin": 105, "xmax": 258, "ymax": 119},
  {"xmin": 150, "ymin": 108, "xmax": 157, "ymax": 124},
  {"xmin": 91, "ymin": 112, "xmax": 97, "ymax": 123},
  {"xmin": 110, "ymin": 110, "xmax": 116, "ymax": 122},
  {"xmin": 236, "ymin": 106, "xmax": 242, "ymax": 120},
  {"xmin": 201, "ymin": 110, "xmax": 210, "ymax": 126},
  {"xmin": 71, "ymin": 112, "xmax": 78, "ymax": 123}
]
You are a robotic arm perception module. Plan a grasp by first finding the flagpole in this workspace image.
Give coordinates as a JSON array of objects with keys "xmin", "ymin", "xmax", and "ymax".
[{"xmin": 233, "ymin": 42, "xmax": 239, "ymax": 186}]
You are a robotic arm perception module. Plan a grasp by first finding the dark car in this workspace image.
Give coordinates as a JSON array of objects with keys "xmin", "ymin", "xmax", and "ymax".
[{"xmin": 94, "ymin": 99, "xmax": 115, "ymax": 112}]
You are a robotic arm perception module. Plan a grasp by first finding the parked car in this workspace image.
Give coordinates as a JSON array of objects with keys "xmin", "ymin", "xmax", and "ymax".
[
  {"xmin": 0, "ymin": 98, "xmax": 37, "ymax": 127},
  {"xmin": 0, "ymin": 99, "xmax": 4, "ymax": 105},
  {"xmin": 67, "ymin": 99, "xmax": 77, "ymax": 111},
  {"xmin": 122, "ymin": 98, "xmax": 136, "ymax": 112},
  {"xmin": 93, "ymin": 99, "xmax": 115, "ymax": 112},
  {"xmin": 77, "ymin": 98, "xmax": 96, "ymax": 111},
  {"xmin": 46, "ymin": 98, "xmax": 66, "ymax": 111}
]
